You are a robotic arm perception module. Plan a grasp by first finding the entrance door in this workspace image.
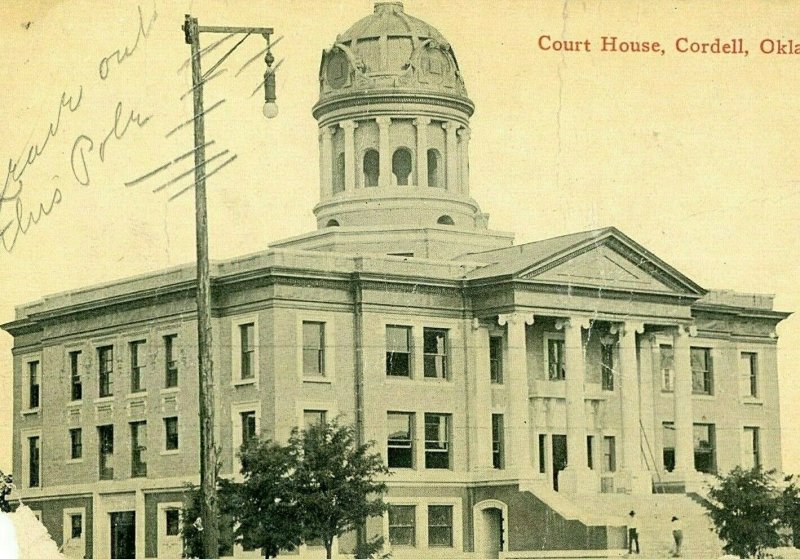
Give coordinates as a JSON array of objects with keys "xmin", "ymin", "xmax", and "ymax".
[
  {"xmin": 110, "ymin": 511, "xmax": 136, "ymax": 559},
  {"xmin": 552, "ymin": 435, "xmax": 568, "ymax": 491},
  {"xmin": 478, "ymin": 508, "xmax": 504, "ymax": 559}
]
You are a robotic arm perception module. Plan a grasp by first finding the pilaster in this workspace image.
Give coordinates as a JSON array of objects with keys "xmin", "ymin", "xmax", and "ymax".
[
  {"xmin": 458, "ymin": 126, "xmax": 471, "ymax": 195},
  {"xmin": 443, "ymin": 121, "xmax": 459, "ymax": 192},
  {"xmin": 319, "ymin": 126, "xmax": 333, "ymax": 199},
  {"xmin": 376, "ymin": 117, "xmax": 392, "ymax": 187},
  {"xmin": 341, "ymin": 120, "xmax": 358, "ymax": 192},
  {"xmin": 414, "ymin": 117, "xmax": 430, "ymax": 187}
]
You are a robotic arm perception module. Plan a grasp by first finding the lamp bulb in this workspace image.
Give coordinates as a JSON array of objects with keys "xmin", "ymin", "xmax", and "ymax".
[{"xmin": 262, "ymin": 101, "xmax": 279, "ymax": 119}]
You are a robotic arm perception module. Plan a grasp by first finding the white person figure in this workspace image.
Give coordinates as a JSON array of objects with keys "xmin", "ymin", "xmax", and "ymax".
[
  {"xmin": 627, "ymin": 510, "xmax": 640, "ymax": 554},
  {"xmin": 671, "ymin": 516, "xmax": 683, "ymax": 557}
]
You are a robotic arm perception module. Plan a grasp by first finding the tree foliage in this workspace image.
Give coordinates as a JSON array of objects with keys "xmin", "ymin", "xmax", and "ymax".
[
  {"xmin": 181, "ymin": 483, "xmax": 234, "ymax": 559},
  {"xmin": 703, "ymin": 467, "xmax": 796, "ymax": 559},
  {"xmin": 289, "ymin": 419, "xmax": 390, "ymax": 559}
]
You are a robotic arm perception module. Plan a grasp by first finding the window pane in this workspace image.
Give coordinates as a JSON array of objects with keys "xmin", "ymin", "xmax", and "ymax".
[
  {"xmin": 241, "ymin": 412, "xmax": 257, "ymax": 444},
  {"xmin": 388, "ymin": 413, "xmax": 413, "ymax": 468},
  {"xmin": 388, "ymin": 505, "xmax": 415, "ymax": 546},
  {"xmin": 166, "ymin": 509, "xmax": 180, "ymax": 536},
  {"xmin": 99, "ymin": 346, "xmax": 114, "ymax": 397},
  {"xmin": 302, "ymin": 322, "xmax": 325, "ymax": 376},
  {"xmin": 423, "ymin": 329, "xmax": 447, "ymax": 379},
  {"xmin": 99, "ymin": 426, "xmax": 114, "ymax": 480},
  {"xmin": 71, "ymin": 515, "xmax": 82, "ymax": 538},
  {"xmin": 165, "ymin": 418, "xmax": 179, "ymax": 450},
  {"xmin": 424, "ymin": 414, "xmax": 450, "ymax": 469},
  {"xmin": 387, "ymin": 326, "xmax": 410, "ymax": 352},
  {"xmin": 70, "ymin": 351, "xmax": 82, "ymax": 401},
  {"xmin": 548, "ymin": 339, "xmax": 565, "ymax": 380},
  {"xmin": 164, "ymin": 335, "xmax": 178, "ymax": 388},
  {"xmin": 241, "ymin": 324, "xmax": 254, "ymax": 379},
  {"xmin": 304, "ymin": 410, "xmax": 326, "ymax": 428},
  {"xmin": 29, "ymin": 436, "xmax": 40, "ymax": 487},
  {"xmin": 492, "ymin": 414, "xmax": 504, "ymax": 469},
  {"xmin": 427, "ymin": 505, "xmax": 453, "ymax": 547}
]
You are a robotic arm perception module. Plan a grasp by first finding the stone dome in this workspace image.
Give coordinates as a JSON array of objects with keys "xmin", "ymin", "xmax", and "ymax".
[{"xmin": 313, "ymin": 1, "xmax": 472, "ymax": 119}]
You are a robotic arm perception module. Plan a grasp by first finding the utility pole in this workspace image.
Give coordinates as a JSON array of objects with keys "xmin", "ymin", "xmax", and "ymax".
[{"xmin": 182, "ymin": 15, "xmax": 276, "ymax": 559}]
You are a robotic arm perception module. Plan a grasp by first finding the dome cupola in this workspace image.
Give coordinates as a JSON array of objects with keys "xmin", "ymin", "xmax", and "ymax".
[{"xmin": 311, "ymin": 2, "xmax": 488, "ymax": 232}]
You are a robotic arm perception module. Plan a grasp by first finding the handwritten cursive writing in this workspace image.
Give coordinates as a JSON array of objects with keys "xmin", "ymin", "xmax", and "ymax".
[{"xmin": 99, "ymin": 5, "xmax": 158, "ymax": 80}]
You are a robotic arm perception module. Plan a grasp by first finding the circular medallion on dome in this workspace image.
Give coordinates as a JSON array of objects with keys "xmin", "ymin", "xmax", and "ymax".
[{"xmin": 326, "ymin": 50, "xmax": 350, "ymax": 90}]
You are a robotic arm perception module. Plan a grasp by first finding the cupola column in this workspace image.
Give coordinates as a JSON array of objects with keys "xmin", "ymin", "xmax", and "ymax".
[
  {"xmin": 443, "ymin": 121, "xmax": 459, "ymax": 191},
  {"xmin": 319, "ymin": 126, "xmax": 333, "ymax": 199},
  {"xmin": 458, "ymin": 126, "xmax": 471, "ymax": 195},
  {"xmin": 341, "ymin": 120, "xmax": 358, "ymax": 191},
  {"xmin": 376, "ymin": 117, "xmax": 392, "ymax": 187},
  {"xmin": 414, "ymin": 117, "xmax": 430, "ymax": 187}
]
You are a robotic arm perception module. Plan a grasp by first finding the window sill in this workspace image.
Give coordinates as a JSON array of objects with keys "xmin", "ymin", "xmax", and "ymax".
[
  {"xmin": 125, "ymin": 391, "xmax": 147, "ymax": 400},
  {"xmin": 692, "ymin": 393, "xmax": 716, "ymax": 400},
  {"xmin": 66, "ymin": 400, "xmax": 83, "ymax": 407},
  {"xmin": 160, "ymin": 449, "xmax": 180, "ymax": 456},
  {"xmin": 743, "ymin": 398, "xmax": 764, "ymax": 406},
  {"xmin": 160, "ymin": 387, "xmax": 180, "ymax": 395},
  {"xmin": 21, "ymin": 408, "xmax": 40, "ymax": 416},
  {"xmin": 94, "ymin": 397, "xmax": 115, "ymax": 404},
  {"xmin": 66, "ymin": 458, "xmax": 83, "ymax": 465},
  {"xmin": 302, "ymin": 376, "xmax": 332, "ymax": 384},
  {"xmin": 232, "ymin": 378, "xmax": 257, "ymax": 387}
]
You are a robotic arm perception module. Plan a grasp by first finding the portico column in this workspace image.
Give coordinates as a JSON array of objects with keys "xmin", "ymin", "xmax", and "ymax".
[
  {"xmin": 473, "ymin": 321, "xmax": 493, "ymax": 470},
  {"xmin": 557, "ymin": 316, "xmax": 599, "ymax": 493},
  {"xmin": 414, "ymin": 117, "xmax": 430, "ymax": 187},
  {"xmin": 442, "ymin": 121, "xmax": 459, "ymax": 191},
  {"xmin": 341, "ymin": 120, "xmax": 358, "ymax": 192},
  {"xmin": 319, "ymin": 127, "xmax": 333, "ymax": 199},
  {"xmin": 376, "ymin": 116, "xmax": 392, "ymax": 187},
  {"xmin": 617, "ymin": 321, "xmax": 651, "ymax": 494},
  {"xmin": 672, "ymin": 325, "xmax": 696, "ymax": 476},
  {"xmin": 458, "ymin": 126, "xmax": 471, "ymax": 195},
  {"xmin": 498, "ymin": 312, "xmax": 534, "ymax": 474}
]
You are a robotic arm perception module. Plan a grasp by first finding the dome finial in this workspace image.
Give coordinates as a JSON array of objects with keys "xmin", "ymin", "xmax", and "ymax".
[{"xmin": 374, "ymin": 1, "xmax": 404, "ymax": 14}]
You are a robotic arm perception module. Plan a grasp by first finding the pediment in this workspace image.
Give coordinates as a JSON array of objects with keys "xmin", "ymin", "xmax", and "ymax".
[{"xmin": 517, "ymin": 234, "xmax": 703, "ymax": 296}]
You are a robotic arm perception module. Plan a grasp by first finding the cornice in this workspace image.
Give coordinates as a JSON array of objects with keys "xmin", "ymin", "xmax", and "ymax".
[{"xmin": 312, "ymin": 90, "xmax": 475, "ymax": 121}]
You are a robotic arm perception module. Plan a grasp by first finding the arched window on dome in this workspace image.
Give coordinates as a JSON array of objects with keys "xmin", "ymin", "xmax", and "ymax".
[
  {"xmin": 392, "ymin": 148, "xmax": 412, "ymax": 186},
  {"xmin": 427, "ymin": 148, "xmax": 442, "ymax": 188},
  {"xmin": 363, "ymin": 149, "xmax": 379, "ymax": 187},
  {"xmin": 333, "ymin": 152, "xmax": 345, "ymax": 194},
  {"xmin": 326, "ymin": 219, "xmax": 340, "ymax": 227},
  {"xmin": 437, "ymin": 215, "xmax": 455, "ymax": 226}
]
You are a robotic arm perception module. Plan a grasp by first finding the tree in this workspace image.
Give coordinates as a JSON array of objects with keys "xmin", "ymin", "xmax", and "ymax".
[
  {"xmin": 290, "ymin": 419, "xmax": 390, "ymax": 559},
  {"xmin": 703, "ymin": 467, "xmax": 782, "ymax": 559},
  {"xmin": 223, "ymin": 438, "xmax": 303, "ymax": 558},
  {"xmin": 181, "ymin": 483, "xmax": 235, "ymax": 559},
  {"xmin": 780, "ymin": 474, "xmax": 800, "ymax": 549}
]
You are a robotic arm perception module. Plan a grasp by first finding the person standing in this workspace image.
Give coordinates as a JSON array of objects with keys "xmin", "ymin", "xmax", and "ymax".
[
  {"xmin": 671, "ymin": 516, "xmax": 683, "ymax": 557},
  {"xmin": 628, "ymin": 510, "xmax": 640, "ymax": 554}
]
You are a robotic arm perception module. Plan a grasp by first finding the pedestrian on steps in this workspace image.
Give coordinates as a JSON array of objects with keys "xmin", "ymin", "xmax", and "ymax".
[
  {"xmin": 671, "ymin": 516, "xmax": 683, "ymax": 557},
  {"xmin": 628, "ymin": 510, "xmax": 640, "ymax": 554}
]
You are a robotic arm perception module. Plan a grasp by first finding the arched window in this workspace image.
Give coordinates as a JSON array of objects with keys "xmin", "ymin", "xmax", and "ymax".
[
  {"xmin": 392, "ymin": 148, "xmax": 412, "ymax": 186},
  {"xmin": 437, "ymin": 215, "xmax": 455, "ymax": 225},
  {"xmin": 363, "ymin": 149, "xmax": 379, "ymax": 187},
  {"xmin": 427, "ymin": 148, "xmax": 442, "ymax": 188},
  {"xmin": 333, "ymin": 152, "xmax": 345, "ymax": 194},
  {"xmin": 326, "ymin": 219, "xmax": 340, "ymax": 227}
]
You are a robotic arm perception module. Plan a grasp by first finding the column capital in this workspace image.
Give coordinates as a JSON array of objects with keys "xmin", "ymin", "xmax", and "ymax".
[
  {"xmin": 318, "ymin": 126, "xmax": 333, "ymax": 139},
  {"xmin": 498, "ymin": 312, "xmax": 534, "ymax": 327},
  {"xmin": 442, "ymin": 121, "xmax": 459, "ymax": 132},
  {"xmin": 555, "ymin": 316, "xmax": 591, "ymax": 331},
  {"xmin": 614, "ymin": 320, "xmax": 645, "ymax": 337},
  {"xmin": 340, "ymin": 120, "xmax": 359, "ymax": 131},
  {"xmin": 674, "ymin": 323, "xmax": 698, "ymax": 338},
  {"xmin": 471, "ymin": 317, "xmax": 481, "ymax": 331},
  {"xmin": 375, "ymin": 116, "xmax": 392, "ymax": 128},
  {"xmin": 413, "ymin": 116, "xmax": 431, "ymax": 127},
  {"xmin": 457, "ymin": 126, "xmax": 471, "ymax": 140}
]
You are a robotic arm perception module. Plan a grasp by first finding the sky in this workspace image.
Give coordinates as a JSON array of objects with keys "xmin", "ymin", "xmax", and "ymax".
[{"xmin": 0, "ymin": 0, "xmax": 798, "ymax": 475}]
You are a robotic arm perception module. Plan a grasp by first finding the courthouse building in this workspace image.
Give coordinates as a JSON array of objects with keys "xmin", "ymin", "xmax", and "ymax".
[{"xmin": 4, "ymin": 3, "xmax": 788, "ymax": 559}]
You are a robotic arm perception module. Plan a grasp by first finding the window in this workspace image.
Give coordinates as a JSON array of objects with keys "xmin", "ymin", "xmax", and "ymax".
[
  {"xmin": 691, "ymin": 347, "xmax": 713, "ymax": 395},
  {"xmin": 547, "ymin": 338, "xmax": 566, "ymax": 380},
  {"xmin": 28, "ymin": 361, "xmax": 40, "ymax": 409},
  {"xmin": 601, "ymin": 343, "xmax": 614, "ymax": 391},
  {"xmin": 427, "ymin": 505, "xmax": 453, "ymax": 547},
  {"xmin": 302, "ymin": 322, "xmax": 325, "ymax": 376},
  {"xmin": 662, "ymin": 422, "xmax": 675, "ymax": 472},
  {"xmin": 602, "ymin": 436, "xmax": 616, "ymax": 472},
  {"xmin": 69, "ymin": 351, "xmax": 82, "ymax": 401},
  {"xmin": 489, "ymin": 336, "xmax": 503, "ymax": 384},
  {"xmin": 70, "ymin": 514, "xmax": 83, "ymax": 539},
  {"xmin": 387, "ymin": 412, "xmax": 414, "ymax": 468},
  {"xmin": 98, "ymin": 425, "xmax": 114, "ymax": 480},
  {"xmin": 131, "ymin": 421, "xmax": 147, "ymax": 477},
  {"xmin": 130, "ymin": 341, "xmax": 146, "ymax": 393},
  {"xmin": 241, "ymin": 411, "xmax": 257, "ymax": 444},
  {"xmin": 538, "ymin": 434, "xmax": 547, "ymax": 474},
  {"xmin": 424, "ymin": 413, "xmax": 450, "ymax": 469},
  {"xmin": 436, "ymin": 215, "xmax": 454, "ymax": 225},
  {"xmin": 98, "ymin": 345, "xmax": 114, "ymax": 398},
  {"xmin": 743, "ymin": 427, "xmax": 761, "ymax": 470},
  {"xmin": 492, "ymin": 414, "xmax": 504, "ymax": 469},
  {"xmin": 587, "ymin": 435, "xmax": 594, "ymax": 469},
  {"xmin": 333, "ymin": 152, "xmax": 345, "ymax": 193},
  {"xmin": 427, "ymin": 148, "xmax": 441, "ymax": 187},
  {"xmin": 69, "ymin": 428, "xmax": 82, "ymax": 460},
  {"xmin": 240, "ymin": 323, "xmax": 255, "ymax": 380},
  {"xmin": 423, "ymin": 328, "xmax": 448, "ymax": 379},
  {"xmin": 694, "ymin": 423, "xmax": 716, "ymax": 474},
  {"xmin": 660, "ymin": 345, "xmax": 674, "ymax": 392},
  {"xmin": 363, "ymin": 149, "xmax": 379, "ymax": 187},
  {"xmin": 164, "ymin": 335, "xmax": 178, "ymax": 388},
  {"xmin": 742, "ymin": 352, "xmax": 758, "ymax": 398},
  {"xmin": 392, "ymin": 148, "xmax": 412, "ymax": 186},
  {"xmin": 303, "ymin": 410, "xmax": 327, "ymax": 428},
  {"xmin": 165, "ymin": 509, "xmax": 181, "ymax": 536},
  {"xmin": 28, "ymin": 436, "xmax": 40, "ymax": 487},
  {"xmin": 386, "ymin": 325, "xmax": 412, "ymax": 377},
  {"xmin": 164, "ymin": 417, "xmax": 179, "ymax": 451},
  {"xmin": 388, "ymin": 505, "xmax": 416, "ymax": 546}
]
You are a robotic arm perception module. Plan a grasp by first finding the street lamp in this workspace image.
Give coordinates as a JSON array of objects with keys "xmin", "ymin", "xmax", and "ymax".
[{"xmin": 181, "ymin": 14, "xmax": 276, "ymax": 559}]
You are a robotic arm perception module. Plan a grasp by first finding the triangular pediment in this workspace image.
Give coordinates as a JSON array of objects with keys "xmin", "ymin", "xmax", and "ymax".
[
  {"xmin": 528, "ymin": 244, "xmax": 673, "ymax": 292},
  {"xmin": 509, "ymin": 229, "xmax": 706, "ymax": 297}
]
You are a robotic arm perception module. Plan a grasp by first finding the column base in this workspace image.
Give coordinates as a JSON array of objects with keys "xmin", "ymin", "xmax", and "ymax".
[
  {"xmin": 618, "ymin": 469, "xmax": 653, "ymax": 495},
  {"xmin": 558, "ymin": 465, "xmax": 600, "ymax": 494}
]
